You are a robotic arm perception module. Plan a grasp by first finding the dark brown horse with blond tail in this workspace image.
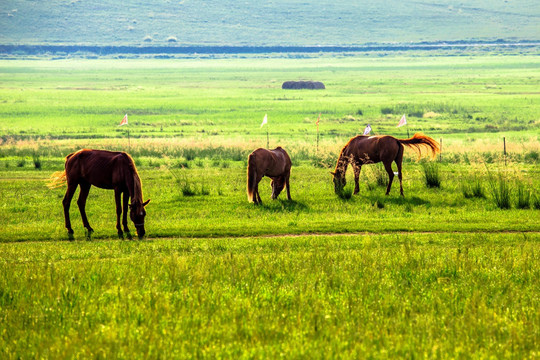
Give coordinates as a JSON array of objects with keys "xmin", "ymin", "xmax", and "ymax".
[
  {"xmin": 49, "ymin": 149, "xmax": 150, "ymax": 240},
  {"xmin": 247, "ymin": 147, "xmax": 292, "ymax": 205},
  {"xmin": 331, "ymin": 133, "xmax": 440, "ymax": 196}
]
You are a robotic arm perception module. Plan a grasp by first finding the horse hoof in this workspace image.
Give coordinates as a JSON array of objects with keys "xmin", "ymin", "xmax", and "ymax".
[
  {"xmin": 118, "ymin": 232, "xmax": 124, "ymax": 240},
  {"xmin": 67, "ymin": 233, "xmax": 75, "ymax": 241},
  {"xmin": 126, "ymin": 232, "xmax": 133, "ymax": 240},
  {"xmin": 85, "ymin": 229, "xmax": 93, "ymax": 241}
]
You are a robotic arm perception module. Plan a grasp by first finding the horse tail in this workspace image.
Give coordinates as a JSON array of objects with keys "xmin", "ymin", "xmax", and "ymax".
[
  {"xmin": 398, "ymin": 133, "xmax": 440, "ymax": 159},
  {"xmin": 247, "ymin": 153, "xmax": 257, "ymax": 202},
  {"xmin": 47, "ymin": 170, "xmax": 67, "ymax": 189},
  {"xmin": 47, "ymin": 152, "xmax": 77, "ymax": 189}
]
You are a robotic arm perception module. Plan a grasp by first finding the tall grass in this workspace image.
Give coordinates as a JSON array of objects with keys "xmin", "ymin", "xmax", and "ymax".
[
  {"xmin": 532, "ymin": 193, "xmax": 540, "ymax": 210},
  {"xmin": 422, "ymin": 161, "xmax": 441, "ymax": 188},
  {"xmin": 515, "ymin": 182, "xmax": 530, "ymax": 209},
  {"xmin": 336, "ymin": 185, "xmax": 353, "ymax": 200},
  {"xmin": 461, "ymin": 176, "xmax": 485, "ymax": 199},
  {"xmin": 487, "ymin": 171, "xmax": 511, "ymax": 209}
]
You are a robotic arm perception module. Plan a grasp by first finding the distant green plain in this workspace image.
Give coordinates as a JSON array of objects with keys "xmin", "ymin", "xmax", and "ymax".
[{"xmin": 0, "ymin": 54, "xmax": 539, "ymax": 358}]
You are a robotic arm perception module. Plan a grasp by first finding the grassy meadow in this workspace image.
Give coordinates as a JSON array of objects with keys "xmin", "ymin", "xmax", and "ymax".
[{"xmin": 0, "ymin": 54, "xmax": 539, "ymax": 357}]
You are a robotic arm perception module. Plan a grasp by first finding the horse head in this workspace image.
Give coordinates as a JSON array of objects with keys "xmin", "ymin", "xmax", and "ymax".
[
  {"xmin": 130, "ymin": 199, "xmax": 150, "ymax": 239},
  {"xmin": 330, "ymin": 171, "xmax": 346, "ymax": 194},
  {"xmin": 271, "ymin": 177, "xmax": 285, "ymax": 199}
]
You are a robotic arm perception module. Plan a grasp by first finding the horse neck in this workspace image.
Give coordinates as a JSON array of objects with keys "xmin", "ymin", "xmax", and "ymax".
[{"xmin": 334, "ymin": 151, "xmax": 350, "ymax": 178}]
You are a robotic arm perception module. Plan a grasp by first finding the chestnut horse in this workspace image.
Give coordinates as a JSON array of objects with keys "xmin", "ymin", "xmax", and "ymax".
[
  {"xmin": 49, "ymin": 149, "xmax": 150, "ymax": 240},
  {"xmin": 331, "ymin": 133, "xmax": 440, "ymax": 196},
  {"xmin": 247, "ymin": 147, "xmax": 292, "ymax": 205}
]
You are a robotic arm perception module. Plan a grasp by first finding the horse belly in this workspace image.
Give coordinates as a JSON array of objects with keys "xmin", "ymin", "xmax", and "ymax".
[
  {"xmin": 265, "ymin": 163, "xmax": 288, "ymax": 177},
  {"xmin": 81, "ymin": 169, "xmax": 115, "ymax": 189},
  {"xmin": 366, "ymin": 154, "xmax": 381, "ymax": 163}
]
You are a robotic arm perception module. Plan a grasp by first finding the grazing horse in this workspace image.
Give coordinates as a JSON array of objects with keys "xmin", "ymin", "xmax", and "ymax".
[
  {"xmin": 247, "ymin": 147, "xmax": 292, "ymax": 205},
  {"xmin": 49, "ymin": 149, "xmax": 150, "ymax": 240},
  {"xmin": 331, "ymin": 133, "xmax": 440, "ymax": 196}
]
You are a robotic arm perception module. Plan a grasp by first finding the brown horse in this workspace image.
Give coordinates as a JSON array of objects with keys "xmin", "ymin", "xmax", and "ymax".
[
  {"xmin": 331, "ymin": 133, "xmax": 440, "ymax": 196},
  {"xmin": 247, "ymin": 147, "xmax": 292, "ymax": 205},
  {"xmin": 49, "ymin": 149, "xmax": 150, "ymax": 240}
]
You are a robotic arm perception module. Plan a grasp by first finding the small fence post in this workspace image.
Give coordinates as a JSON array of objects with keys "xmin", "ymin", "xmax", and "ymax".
[
  {"xmin": 439, "ymin": 138, "xmax": 442, "ymax": 162},
  {"xmin": 503, "ymin": 137, "xmax": 507, "ymax": 167}
]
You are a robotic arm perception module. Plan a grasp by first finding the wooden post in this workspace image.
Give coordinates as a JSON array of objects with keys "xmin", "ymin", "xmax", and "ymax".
[{"xmin": 316, "ymin": 129, "xmax": 320, "ymax": 154}]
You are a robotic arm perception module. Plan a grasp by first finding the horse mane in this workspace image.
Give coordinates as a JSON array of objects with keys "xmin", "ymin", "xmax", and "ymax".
[
  {"xmin": 333, "ymin": 136, "xmax": 361, "ymax": 174},
  {"xmin": 123, "ymin": 152, "xmax": 143, "ymax": 204},
  {"xmin": 398, "ymin": 133, "xmax": 440, "ymax": 159}
]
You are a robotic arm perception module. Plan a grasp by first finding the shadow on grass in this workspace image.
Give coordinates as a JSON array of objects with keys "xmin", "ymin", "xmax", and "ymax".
[
  {"xmin": 257, "ymin": 199, "xmax": 310, "ymax": 213},
  {"xmin": 365, "ymin": 194, "xmax": 430, "ymax": 207}
]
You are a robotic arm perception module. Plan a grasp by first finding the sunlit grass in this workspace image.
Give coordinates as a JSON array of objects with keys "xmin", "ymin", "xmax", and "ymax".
[{"xmin": 0, "ymin": 233, "xmax": 538, "ymax": 358}]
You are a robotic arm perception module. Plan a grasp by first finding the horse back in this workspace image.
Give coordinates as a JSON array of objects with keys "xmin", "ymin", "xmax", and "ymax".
[
  {"xmin": 249, "ymin": 147, "xmax": 291, "ymax": 177},
  {"xmin": 65, "ymin": 149, "xmax": 132, "ymax": 189},
  {"xmin": 348, "ymin": 135, "xmax": 400, "ymax": 163},
  {"xmin": 267, "ymin": 147, "xmax": 291, "ymax": 176}
]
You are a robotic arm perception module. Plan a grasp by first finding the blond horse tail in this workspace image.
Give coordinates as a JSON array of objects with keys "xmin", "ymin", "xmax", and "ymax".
[
  {"xmin": 247, "ymin": 154, "xmax": 257, "ymax": 202},
  {"xmin": 47, "ymin": 170, "xmax": 67, "ymax": 189}
]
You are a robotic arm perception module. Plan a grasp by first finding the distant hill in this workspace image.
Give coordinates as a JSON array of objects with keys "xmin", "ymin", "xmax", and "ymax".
[{"xmin": 1, "ymin": 0, "xmax": 539, "ymax": 47}]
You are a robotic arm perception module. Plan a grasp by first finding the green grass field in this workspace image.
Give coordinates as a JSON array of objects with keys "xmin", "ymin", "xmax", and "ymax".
[
  {"xmin": 0, "ymin": 54, "xmax": 539, "ymax": 358},
  {"xmin": 1, "ymin": 234, "xmax": 538, "ymax": 358}
]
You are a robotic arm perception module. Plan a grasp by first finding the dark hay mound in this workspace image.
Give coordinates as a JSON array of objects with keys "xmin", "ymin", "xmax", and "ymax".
[{"xmin": 282, "ymin": 81, "xmax": 325, "ymax": 90}]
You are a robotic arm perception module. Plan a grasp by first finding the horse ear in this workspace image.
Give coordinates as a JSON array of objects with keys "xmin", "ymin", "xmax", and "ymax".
[{"xmin": 143, "ymin": 199, "xmax": 150, "ymax": 207}]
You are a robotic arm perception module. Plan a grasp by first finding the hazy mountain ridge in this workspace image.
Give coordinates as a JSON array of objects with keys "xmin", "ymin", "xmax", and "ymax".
[{"xmin": 1, "ymin": 0, "xmax": 539, "ymax": 47}]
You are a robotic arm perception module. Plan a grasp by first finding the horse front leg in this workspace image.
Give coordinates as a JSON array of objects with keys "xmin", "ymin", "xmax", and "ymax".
[
  {"xmin": 77, "ymin": 182, "xmax": 93, "ymax": 239},
  {"xmin": 62, "ymin": 183, "xmax": 78, "ymax": 240},
  {"xmin": 115, "ymin": 189, "xmax": 123, "ymax": 239},
  {"xmin": 122, "ymin": 191, "xmax": 132, "ymax": 240}
]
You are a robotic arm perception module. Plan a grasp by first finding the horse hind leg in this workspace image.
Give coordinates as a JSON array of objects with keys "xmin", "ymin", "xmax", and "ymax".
[
  {"xmin": 252, "ymin": 169, "xmax": 263, "ymax": 205},
  {"xmin": 62, "ymin": 183, "xmax": 78, "ymax": 240},
  {"xmin": 255, "ymin": 181, "xmax": 262, "ymax": 205},
  {"xmin": 76, "ymin": 182, "xmax": 94, "ymax": 239},
  {"xmin": 396, "ymin": 148, "xmax": 404, "ymax": 196},
  {"xmin": 383, "ymin": 160, "xmax": 395, "ymax": 195}
]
